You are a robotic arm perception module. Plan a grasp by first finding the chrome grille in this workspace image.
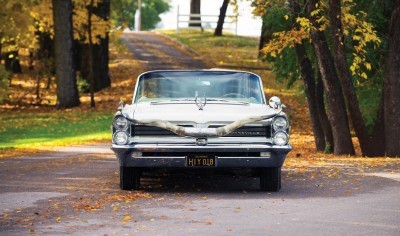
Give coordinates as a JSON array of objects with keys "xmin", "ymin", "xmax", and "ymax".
[{"xmin": 131, "ymin": 125, "xmax": 271, "ymax": 137}]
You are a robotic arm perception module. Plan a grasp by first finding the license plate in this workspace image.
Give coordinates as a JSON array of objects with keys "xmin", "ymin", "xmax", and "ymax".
[{"xmin": 186, "ymin": 154, "xmax": 216, "ymax": 167}]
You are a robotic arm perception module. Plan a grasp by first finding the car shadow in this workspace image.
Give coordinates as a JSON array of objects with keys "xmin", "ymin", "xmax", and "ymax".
[{"xmin": 137, "ymin": 168, "xmax": 400, "ymax": 199}]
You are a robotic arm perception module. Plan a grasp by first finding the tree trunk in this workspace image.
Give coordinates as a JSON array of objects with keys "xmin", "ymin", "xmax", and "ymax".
[
  {"xmin": 95, "ymin": 0, "xmax": 111, "ymax": 91},
  {"xmin": 5, "ymin": 51, "xmax": 22, "ymax": 73},
  {"xmin": 306, "ymin": 0, "xmax": 355, "ymax": 155},
  {"xmin": 315, "ymin": 70, "xmax": 334, "ymax": 153},
  {"xmin": 384, "ymin": 0, "xmax": 400, "ymax": 156},
  {"xmin": 37, "ymin": 32, "xmax": 54, "ymax": 59},
  {"xmin": 290, "ymin": 0, "xmax": 325, "ymax": 151},
  {"xmin": 87, "ymin": 0, "xmax": 95, "ymax": 108},
  {"xmin": 52, "ymin": 0, "xmax": 80, "ymax": 108},
  {"xmin": 368, "ymin": 96, "xmax": 385, "ymax": 156},
  {"xmin": 258, "ymin": 18, "xmax": 272, "ymax": 58},
  {"xmin": 214, "ymin": 0, "xmax": 230, "ymax": 36},
  {"xmin": 80, "ymin": 0, "xmax": 110, "ymax": 92},
  {"xmin": 189, "ymin": 0, "xmax": 201, "ymax": 28},
  {"xmin": 328, "ymin": 0, "xmax": 376, "ymax": 156},
  {"xmin": 81, "ymin": 39, "xmax": 110, "ymax": 91},
  {"xmin": 295, "ymin": 43, "xmax": 326, "ymax": 151}
]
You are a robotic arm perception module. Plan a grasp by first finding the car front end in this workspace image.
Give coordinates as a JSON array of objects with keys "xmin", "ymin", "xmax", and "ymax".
[{"xmin": 111, "ymin": 70, "xmax": 292, "ymax": 191}]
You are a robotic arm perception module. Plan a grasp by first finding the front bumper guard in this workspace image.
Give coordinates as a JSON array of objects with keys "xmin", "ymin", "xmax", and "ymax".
[{"xmin": 111, "ymin": 144, "xmax": 292, "ymax": 168}]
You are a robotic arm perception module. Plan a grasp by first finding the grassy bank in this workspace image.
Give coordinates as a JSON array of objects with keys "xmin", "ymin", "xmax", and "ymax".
[
  {"xmin": 0, "ymin": 111, "xmax": 111, "ymax": 151},
  {"xmin": 0, "ymin": 31, "xmax": 142, "ymax": 157}
]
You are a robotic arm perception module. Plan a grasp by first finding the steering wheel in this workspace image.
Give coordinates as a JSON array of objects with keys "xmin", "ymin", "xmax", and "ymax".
[{"xmin": 220, "ymin": 93, "xmax": 246, "ymax": 98}]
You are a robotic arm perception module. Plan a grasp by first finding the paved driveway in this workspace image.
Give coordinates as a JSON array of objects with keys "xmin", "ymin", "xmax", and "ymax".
[
  {"xmin": 0, "ymin": 143, "xmax": 399, "ymax": 235},
  {"xmin": 121, "ymin": 32, "xmax": 209, "ymax": 70}
]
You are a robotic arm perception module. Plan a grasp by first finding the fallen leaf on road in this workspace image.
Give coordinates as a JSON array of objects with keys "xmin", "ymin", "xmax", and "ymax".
[{"xmin": 123, "ymin": 215, "xmax": 131, "ymax": 221}]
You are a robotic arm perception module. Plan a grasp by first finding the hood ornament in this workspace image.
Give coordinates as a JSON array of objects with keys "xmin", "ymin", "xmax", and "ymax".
[{"xmin": 195, "ymin": 96, "xmax": 207, "ymax": 110}]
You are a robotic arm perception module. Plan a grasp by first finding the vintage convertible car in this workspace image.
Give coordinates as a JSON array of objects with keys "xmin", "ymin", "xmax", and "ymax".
[{"xmin": 111, "ymin": 70, "xmax": 292, "ymax": 191}]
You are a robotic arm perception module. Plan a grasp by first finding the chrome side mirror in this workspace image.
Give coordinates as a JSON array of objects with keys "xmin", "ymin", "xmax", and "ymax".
[{"xmin": 269, "ymin": 96, "xmax": 284, "ymax": 110}]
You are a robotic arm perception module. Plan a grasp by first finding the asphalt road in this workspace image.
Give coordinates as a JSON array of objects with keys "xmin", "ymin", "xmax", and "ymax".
[
  {"xmin": 1, "ymin": 32, "xmax": 399, "ymax": 235},
  {"xmin": 0, "ymin": 143, "xmax": 399, "ymax": 235},
  {"xmin": 121, "ymin": 32, "xmax": 209, "ymax": 70}
]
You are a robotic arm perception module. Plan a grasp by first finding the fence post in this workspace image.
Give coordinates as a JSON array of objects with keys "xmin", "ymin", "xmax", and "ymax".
[
  {"xmin": 176, "ymin": 5, "xmax": 180, "ymax": 35},
  {"xmin": 235, "ymin": 14, "xmax": 238, "ymax": 36}
]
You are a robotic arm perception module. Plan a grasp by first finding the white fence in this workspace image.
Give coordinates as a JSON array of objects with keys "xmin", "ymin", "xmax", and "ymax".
[{"xmin": 176, "ymin": 5, "xmax": 238, "ymax": 35}]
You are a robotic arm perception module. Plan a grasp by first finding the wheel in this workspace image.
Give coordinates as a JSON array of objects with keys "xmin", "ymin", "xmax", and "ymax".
[
  {"xmin": 120, "ymin": 166, "xmax": 141, "ymax": 190},
  {"xmin": 260, "ymin": 167, "xmax": 281, "ymax": 192}
]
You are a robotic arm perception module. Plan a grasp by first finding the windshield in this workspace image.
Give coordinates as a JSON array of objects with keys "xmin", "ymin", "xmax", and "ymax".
[{"xmin": 134, "ymin": 71, "xmax": 265, "ymax": 104}]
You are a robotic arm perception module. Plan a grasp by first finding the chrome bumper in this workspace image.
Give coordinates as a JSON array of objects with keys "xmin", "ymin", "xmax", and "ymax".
[{"xmin": 111, "ymin": 144, "xmax": 292, "ymax": 168}]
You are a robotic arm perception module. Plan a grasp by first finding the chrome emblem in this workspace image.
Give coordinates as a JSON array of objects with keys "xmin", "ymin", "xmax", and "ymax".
[
  {"xmin": 195, "ymin": 96, "xmax": 207, "ymax": 110},
  {"xmin": 196, "ymin": 138, "xmax": 208, "ymax": 146}
]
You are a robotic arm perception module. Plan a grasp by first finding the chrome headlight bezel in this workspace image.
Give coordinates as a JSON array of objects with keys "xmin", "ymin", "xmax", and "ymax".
[
  {"xmin": 272, "ymin": 116, "xmax": 289, "ymax": 131},
  {"xmin": 113, "ymin": 131, "xmax": 129, "ymax": 145},
  {"xmin": 112, "ymin": 115, "xmax": 129, "ymax": 131},
  {"xmin": 273, "ymin": 131, "xmax": 289, "ymax": 146}
]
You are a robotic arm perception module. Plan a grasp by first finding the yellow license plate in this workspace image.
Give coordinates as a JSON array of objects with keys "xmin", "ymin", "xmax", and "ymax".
[{"xmin": 186, "ymin": 154, "xmax": 216, "ymax": 167}]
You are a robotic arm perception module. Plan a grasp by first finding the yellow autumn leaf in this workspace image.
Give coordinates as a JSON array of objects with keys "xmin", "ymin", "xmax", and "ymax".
[
  {"xmin": 364, "ymin": 62, "xmax": 372, "ymax": 70},
  {"xmin": 123, "ymin": 215, "xmax": 131, "ymax": 221},
  {"xmin": 361, "ymin": 72, "xmax": 368, "ymax": 79},
  {"xmin": 55, "ymin": 217, "xmax": 61, "ymax": 222},
  {"xmin": 284, "ymin": 15, "xmax": 289, "ymax": 20}
]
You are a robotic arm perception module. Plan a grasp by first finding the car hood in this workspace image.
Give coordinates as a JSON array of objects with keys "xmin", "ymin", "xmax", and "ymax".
[{"xmin": 128, "ymin": 102, "xmax": 276, "ymax": 124}]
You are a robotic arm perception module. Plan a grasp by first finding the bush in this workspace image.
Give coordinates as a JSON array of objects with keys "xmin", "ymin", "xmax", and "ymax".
[
  {"xmin": 76, "ymin": 76, "xmax": 90, "ymax": 93},
  {"xmin": 0, "ymin": 65, "xmax": 10, "ymax": 104}
]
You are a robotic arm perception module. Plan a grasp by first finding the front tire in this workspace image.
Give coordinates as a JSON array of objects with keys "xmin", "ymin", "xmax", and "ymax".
[
  {"xmin": 120, "ymin": 166, "xmax": 141, "ymax": 190},
  {"xmin": 260, "ymin": 167, "xmax": 281, "ymax": 192}
]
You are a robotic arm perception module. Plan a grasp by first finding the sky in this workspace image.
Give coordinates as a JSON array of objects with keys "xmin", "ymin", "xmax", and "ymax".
[{"xmin": 157, "ymin": 0, "xmax": 262, "ymax": 37}]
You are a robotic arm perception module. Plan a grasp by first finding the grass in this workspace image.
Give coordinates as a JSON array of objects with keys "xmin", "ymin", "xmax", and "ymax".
[
  {"xmin": 159, "ymin": 29, "xmax": 267, "ymax": 69},
  {"xmin": 0, "ymin": 31, "xmax": 143, "ymax": 157},
  {"xmin": 0, "ymin": 111, "xmax": 111, "ymax": 150}
]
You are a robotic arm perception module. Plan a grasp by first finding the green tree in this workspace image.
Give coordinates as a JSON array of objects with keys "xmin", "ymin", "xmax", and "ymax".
[
  {"xmin": 111, "ymin": 0, "xmax": 169, "ymax": 30},
  {"xmin": 256, "ymin": 0, "xmax": 398, "ymax": 156}
]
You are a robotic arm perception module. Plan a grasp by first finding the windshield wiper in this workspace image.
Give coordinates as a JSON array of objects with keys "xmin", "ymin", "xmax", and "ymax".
[
  {"xmin": 151, "ymin": 98, "xmax": 249, "ymax": 105},
  {"xmin": 207, "ymin": 98, "xmax": 249, "ymax": 104},
  {"xmin": 150, "ymin": 98, "xmax": 195, "ymax": 104}
]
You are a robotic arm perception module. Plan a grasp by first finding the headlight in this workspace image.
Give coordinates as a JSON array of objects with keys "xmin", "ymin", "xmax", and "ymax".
[
  {"xmin": 273, "ymin": 131, "xmax": 289, "ymax": 146},
  {"xmin": 113, "ymin": 116, "xmax": 129, "ymax": 131},
  {"xmin": 113, "ymin": 131, "xmax": 129, "ymax": 145},
  {"xmin": 272, "ymin": 116, "xmax": 288, "ymax": 130}
]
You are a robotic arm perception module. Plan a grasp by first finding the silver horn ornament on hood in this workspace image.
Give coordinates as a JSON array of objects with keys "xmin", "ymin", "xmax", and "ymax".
[{"xmin": 117, "ymin": 98, "xmax": 284, "ymax": 138}]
